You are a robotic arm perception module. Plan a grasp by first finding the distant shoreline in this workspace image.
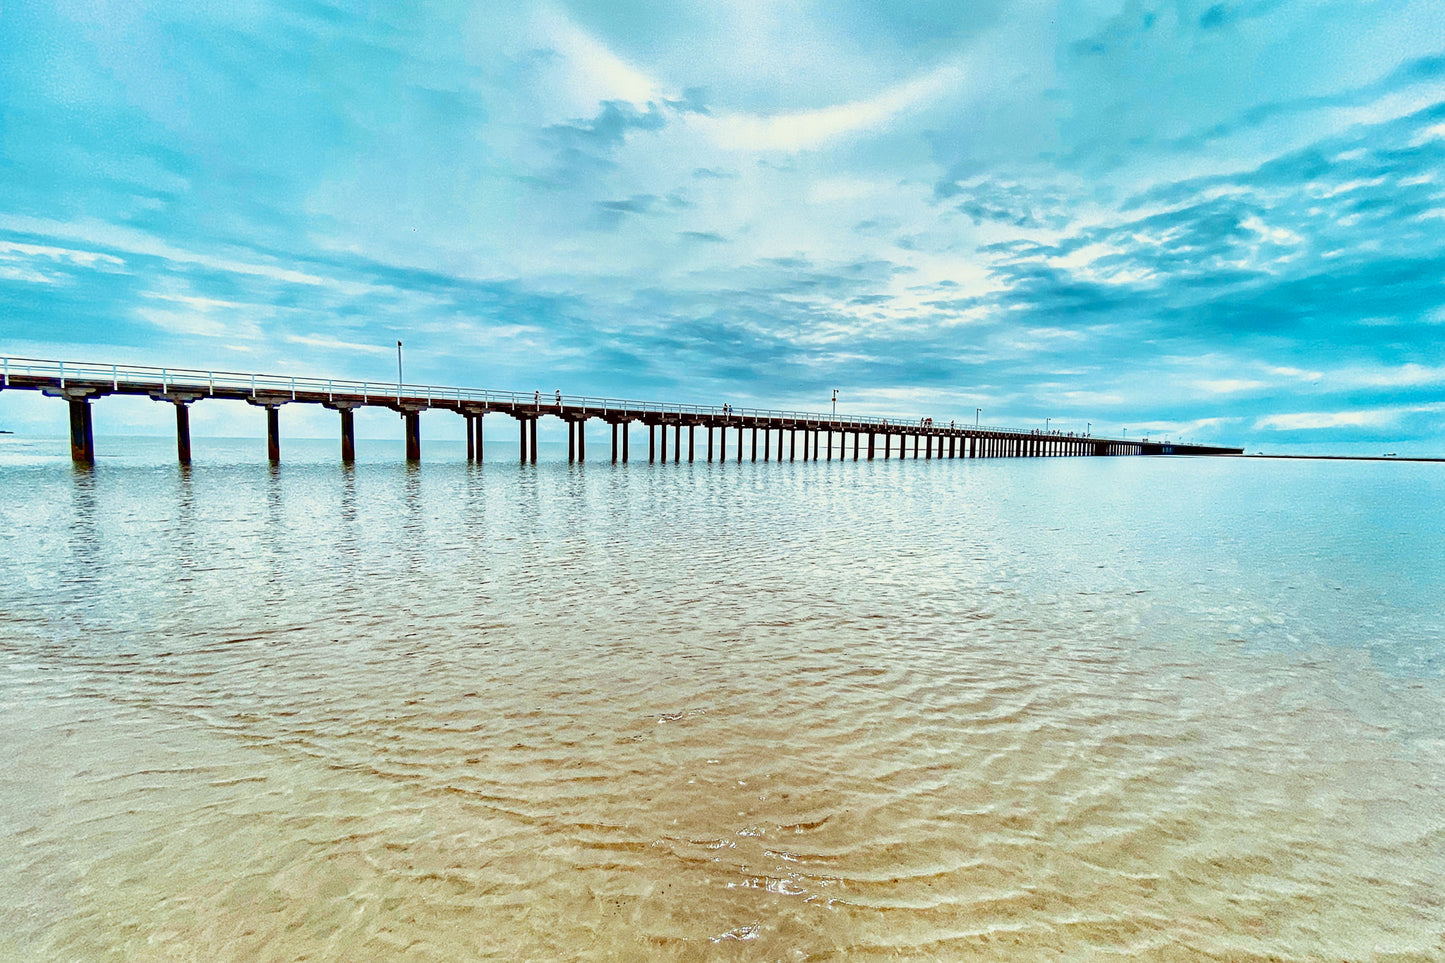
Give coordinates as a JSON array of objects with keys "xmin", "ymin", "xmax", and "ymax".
[{"xmin": 1245, "ymin": 454, "xmax": 1445, "ymax": 463}]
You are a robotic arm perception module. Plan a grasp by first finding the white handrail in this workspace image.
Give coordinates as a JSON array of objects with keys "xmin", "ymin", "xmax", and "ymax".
[{"xmin": 0, "ymin": 354, "xmax": 1106, "ymax": 440}]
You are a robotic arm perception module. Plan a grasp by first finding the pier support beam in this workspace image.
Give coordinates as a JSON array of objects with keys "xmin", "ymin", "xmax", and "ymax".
[
  {"xmin": 867, "ymin": 432, "xmax": 875, "ymax": 460},
  {"xmin": 623, "ymin": 422, "xmax": 630, "ymax": 462},
  {"xmin": 577, "ymin": 420, "xmax": 585, "ymax": 462},
  {"xmin": 689, "ymin": 425, "xmax": 695, "ymax": 462},
  {"xmin": 674, "ymin": 424, "xmax": 681, "ymax": 463},
  {"xmin": 341, "ymin": 408, "xmax": 356, "ymax": 463},
  {"xmin": 69, "ymin": 397, "xmax": 95, "ymax": 464},
  {"xmin": 611, "ymin": 422, "xmax": 618, "ymax": 463},
  {"xmin": 465, "ymin": 414, "xmax": 475, "ymax": 462},
  {"xmin": 519, "ymin": 418, "xmax": 528, "ymax": 464},
  {"xmin": 404, "ymin": 411, "xmax": 421, "ymax": 462},
  {"xmin": 268, "ymin": 407, "xmax": 281, "ymax": 462},
  {"xmin": 530, "ymin": 419, "xmax": 538, "ymax": 464},
  {"xmin": 244, "ymin": 396, "xmax": 289, "ymax": 463},
  {"xmin": 168, "ymin": 402, "xmax": 189, "ymax": 465},
  {"xmin": 649, "ymin": 424, "xmax": 656, "ymax": 463}
]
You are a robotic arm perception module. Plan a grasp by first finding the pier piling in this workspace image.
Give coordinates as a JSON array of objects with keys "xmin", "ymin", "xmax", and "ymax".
[
  {"xmin": 68, "ymin": 397, "xmax": 95, "ymax": 465},
  {"xmin": 174, "ymin": 402, "xmax": 192, "ymax": 465}
]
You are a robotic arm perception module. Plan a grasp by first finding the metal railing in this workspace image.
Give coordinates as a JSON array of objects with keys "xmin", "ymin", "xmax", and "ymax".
[{"xmin": 1, "ymin": 355, "xmax": 1033, "ymax": 434}]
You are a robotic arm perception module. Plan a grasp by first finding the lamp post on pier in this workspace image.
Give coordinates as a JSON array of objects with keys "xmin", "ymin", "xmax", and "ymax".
[
  {"xmin": 396, "ymin": 340, "xmax": 403, "ymax": 401},
  {"xmin": 831, "ymin": 389, "xmax": 838, "ymax": 418},
  {"xmin": 975, "ymin": 408, "xmax": 981, "ymax": 427}
]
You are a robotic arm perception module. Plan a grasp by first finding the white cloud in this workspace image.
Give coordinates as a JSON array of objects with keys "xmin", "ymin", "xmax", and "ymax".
[
  {"xmin": 691, "ymin": 60, "xmax": 966, "ymax": 152},
  {"xmin": 1197, "ymin": 378, "xmax": 1267, "ymax": 394}
]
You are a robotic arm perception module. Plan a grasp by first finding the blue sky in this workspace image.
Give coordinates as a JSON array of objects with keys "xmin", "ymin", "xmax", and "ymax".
[{"xmin": 3, "ymin": 0, "xmax": 1445, "ymax": 451}]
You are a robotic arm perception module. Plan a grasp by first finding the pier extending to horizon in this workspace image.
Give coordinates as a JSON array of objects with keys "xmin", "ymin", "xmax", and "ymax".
[{"xmin": 2, "ymin": 357, "xmax": 1244, "ymax": 465}]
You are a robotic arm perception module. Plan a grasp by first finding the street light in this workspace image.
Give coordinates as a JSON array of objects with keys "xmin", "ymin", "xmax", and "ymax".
[
  {"xmin": 831, "ymin": 389, "xmax": 838, "ymax": 418},
  {"xmin": 1046, "ymin": 417, "xmax": 1050, "ymax": 433},
  {"xmin": 1087, "ymin": 421, "xmax": 1091, "ymax": 436},
  {"xmin": 396, "ymin": 340, "xmax": 403, "ymax": 401},
  {"xmin": 976, "ymin": 408, "xmax": 981, "ymax": 427}
]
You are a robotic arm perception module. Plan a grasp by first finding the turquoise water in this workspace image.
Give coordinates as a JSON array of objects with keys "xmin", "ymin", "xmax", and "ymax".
[{"xmin": 1, "ymin": 436, "xmax": 1442, "ymax": 960}]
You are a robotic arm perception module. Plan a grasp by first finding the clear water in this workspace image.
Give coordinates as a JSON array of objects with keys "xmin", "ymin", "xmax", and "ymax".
[{"xmin": 1, "ymin": 436, "xmax": 1443, "ymax": 960}]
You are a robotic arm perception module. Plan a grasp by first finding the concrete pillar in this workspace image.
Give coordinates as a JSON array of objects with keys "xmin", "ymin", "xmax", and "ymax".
[
  {"xmin": 475, "ymin": 414, "xmax": 484, "ymax": 462},
  {"xmin": 568, "ymin": 420, "xmax": 576, "ymax": 462},
  {"xmin": 465, "ymin": 414, "xmax": 475, "ymax": 462},
  {"xmin": 659, "ymin": 423, "xmax": 667, "ymax": 462},
  {"xmin": 577, "ymin": 420, "xmax": 585, "ymax": 462},
  {"xmin": 649, "ymin": 424, "xmax": 656, "ymax": 463},
  {"xmin": 674, "ymin": 424, "xmax": 681, "ymax": 463},
  {"xmin": 867, "ymin": 431, "xmax": 875, "ymax": 460},
  {"xmin": 174, "ymin": 402, "xmax": 192, "ymax": 465},
  {"xmin": 719, "ymin": 424, "xmax": 727, "ymax": 461},
  {"xmin": 623, "ymin": 422, "xmax": 630, "ymax": 462},
  {"xmin": 825, "ymin": 430, "xmax": 832, "ymax": 461},
  {"xmin": 519, "ymin": 418, "xmax": 528, "ymax": 464},
  {"xmin": 530, "ymin": 419, "xmax": 537, "ymax": 463},
  {"xmin": 802, "ymin": 429, "xmax": 810, "ymax": 461},
  {"xmin": 341, "ymin": 408, "xmax": 355, "ymax": 463},
  {"xmin": 68, "ymin": 397, "xmax": 95, "ymax": 465},
  {"xmin": 790, "ymin": 429, "xmax": 797, "ymax": 462},
  {"xmin": 689, "ymin": 425, "xmax": 695, "ymax": 462},
  {"xmin": 751, "ymin": 427, "xmax": 758, "ymax": 462},
  {"xmin": 777, "ymin": 428, "xmax": 783, "ymax": 462},
  {"xmin": 267, "ymin": 406, "xmax": 280, "ymax": 463},
  {"xmin": 707, "ymin": 425, "xmax": 714, "ymax": 462},
  {"xmin": 404, "ymin": 411, "xmax": 421, "ymax": 462},
  {"xmin": 611, "ymin": 422, "xmax": 618, "ymax": 463},
  {"xmin": 735, "ymin": 425, "xmax": 743, "ymax": 462},
  {"xmin": 763, "ymin": 427, "xmax": 770, "ymax": 461}
]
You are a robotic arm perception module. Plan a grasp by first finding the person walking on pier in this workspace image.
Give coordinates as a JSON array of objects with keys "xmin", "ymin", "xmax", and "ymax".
[{"xmin": 534, "ymin": 390, "xmax": 540, "ymax": 409}]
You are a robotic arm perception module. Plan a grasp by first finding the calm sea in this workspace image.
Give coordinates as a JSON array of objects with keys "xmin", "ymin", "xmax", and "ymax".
[{"xmin": 1, "ymin": 436, "xmax": 1442, "ymax": 961}]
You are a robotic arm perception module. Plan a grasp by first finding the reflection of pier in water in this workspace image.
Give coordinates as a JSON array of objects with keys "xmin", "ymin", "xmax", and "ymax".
[{"xmin": 3, "ymin": 356, "xmax": 1244, "ymax": 465}]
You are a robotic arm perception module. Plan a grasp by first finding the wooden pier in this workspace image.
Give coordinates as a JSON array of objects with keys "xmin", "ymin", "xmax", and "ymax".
[{"xmin": 1, "ymin": 357, "xmax": 1244, "ymax": 465}]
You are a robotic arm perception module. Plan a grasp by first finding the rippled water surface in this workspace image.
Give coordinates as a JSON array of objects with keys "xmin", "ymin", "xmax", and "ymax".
[{"xmin": 2, "ymin": 437, "xmax": 1443, "ymax": 961}]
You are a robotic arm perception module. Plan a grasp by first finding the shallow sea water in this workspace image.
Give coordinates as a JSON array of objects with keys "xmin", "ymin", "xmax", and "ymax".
[{"xmin": 1, "ymin": 436, "xmax": 1443, "ymax": 961}]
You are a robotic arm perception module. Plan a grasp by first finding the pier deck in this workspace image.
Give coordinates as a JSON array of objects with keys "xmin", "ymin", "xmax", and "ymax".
[{"xmin": 1, "ymin": 357, "xmax": 1244, "ymax": 464}]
